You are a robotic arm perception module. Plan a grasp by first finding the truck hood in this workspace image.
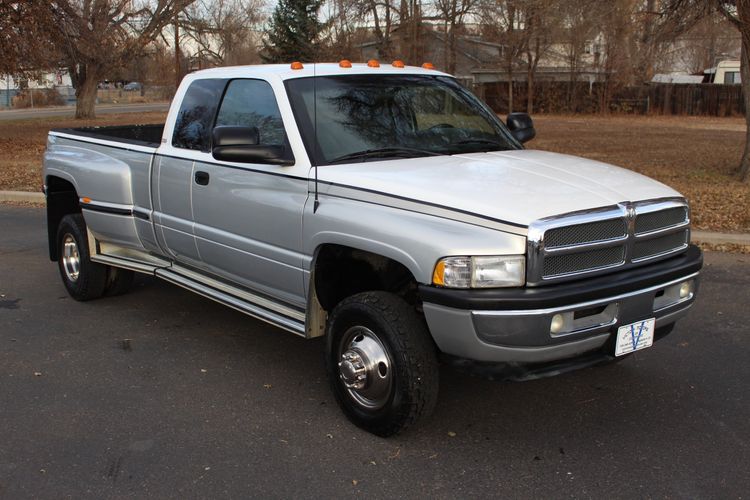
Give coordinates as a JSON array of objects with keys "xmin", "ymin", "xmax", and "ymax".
[{"xmin": 318, "ymin": 149, "xmax": 682, "ymax": 228}]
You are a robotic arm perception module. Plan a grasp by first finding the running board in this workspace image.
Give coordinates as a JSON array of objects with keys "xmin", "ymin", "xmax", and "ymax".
[
  {"xmin": 155, "ymin": 268, "xmax": 306, "ymax": 337},
  {"xmin": 91, "ymin": 254, "xmax": 161, "ymax": 274}
]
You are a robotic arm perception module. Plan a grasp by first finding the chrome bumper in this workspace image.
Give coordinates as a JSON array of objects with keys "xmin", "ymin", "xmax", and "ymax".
[{"xmin": 423, "ymin": 272, "xmax": 699, "ymax": 364}]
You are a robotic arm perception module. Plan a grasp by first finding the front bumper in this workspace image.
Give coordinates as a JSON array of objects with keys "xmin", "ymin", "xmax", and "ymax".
[{"xmin": 420, "ymin": 245, "xmax": 702, "ymax": 364}]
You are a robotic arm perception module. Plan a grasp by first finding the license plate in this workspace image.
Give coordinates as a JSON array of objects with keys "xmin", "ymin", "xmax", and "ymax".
[{"xmin": 615, "ymin": 318, "xmax": 656, "ymax": 356}]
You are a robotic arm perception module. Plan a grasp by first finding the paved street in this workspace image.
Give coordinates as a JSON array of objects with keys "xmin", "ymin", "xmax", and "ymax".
[
  {"xmin": 1, "ymin": 205, "xmax": 749, "ymax": 498},
  {"xmin": 0, "ymin": 103, "xmax": 169, "ymax": 121}
]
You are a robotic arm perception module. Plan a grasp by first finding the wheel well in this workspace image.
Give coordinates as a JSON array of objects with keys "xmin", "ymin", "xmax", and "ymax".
[
  {"xmin": 45, "ymin": 176, "xmax": 80, "ymax": 261},
  {"xmin": 313, "ymin": 244, "xmax": 419, "ymax": 312}
]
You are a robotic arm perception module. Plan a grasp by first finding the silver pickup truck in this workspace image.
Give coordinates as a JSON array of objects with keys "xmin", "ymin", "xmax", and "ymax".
[{"xmin": 44, "ymin": 62, "xmax": 702, "ymax": 436}]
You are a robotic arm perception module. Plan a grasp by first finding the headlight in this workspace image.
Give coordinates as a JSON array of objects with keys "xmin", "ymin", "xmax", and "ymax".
[{"xmin": 432, "ymin": 255, "xmax": 525, "ymax": 288}]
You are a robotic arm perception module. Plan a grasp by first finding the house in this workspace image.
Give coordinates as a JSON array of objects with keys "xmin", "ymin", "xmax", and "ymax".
[
  {"xmin": 356, "ymin": 23, "xmax": 505, "ymax": 82},
  {"xmin": 0, "ymin": 70, "xmax": 75, "ymax": 108}
]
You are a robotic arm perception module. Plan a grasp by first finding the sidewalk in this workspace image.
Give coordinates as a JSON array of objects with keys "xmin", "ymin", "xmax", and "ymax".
[{"xmin": 2, "ymin": 190, "xmax": 749, "ymax": 246}]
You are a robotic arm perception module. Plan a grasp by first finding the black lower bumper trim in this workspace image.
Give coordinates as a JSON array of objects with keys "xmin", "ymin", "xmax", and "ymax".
[
  {"xmin": 444, "ymin": 324, "xmax": 676, "ymax": 382},
  {"xmin": 419, "ymin": 245, "xmax": 702, "ymax": 311}
]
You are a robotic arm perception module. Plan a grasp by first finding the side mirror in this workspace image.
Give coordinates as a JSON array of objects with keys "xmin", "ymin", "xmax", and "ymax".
[
  {"xmin": 506, "ymin": 112, "xmax": 536, "ymax": 144},
  {"xmin": 212, "ymin": 126, "xmax": 293, "ymax": 165}
]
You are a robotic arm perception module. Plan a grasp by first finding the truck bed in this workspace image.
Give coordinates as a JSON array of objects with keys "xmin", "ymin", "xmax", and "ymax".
[{"xmin": 52, "ymin": 123, "xmax": 164, "ymax": 148}]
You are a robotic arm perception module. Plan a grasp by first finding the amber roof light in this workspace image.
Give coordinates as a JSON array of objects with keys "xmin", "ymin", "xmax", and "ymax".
[
  {"xmin": 367, "ymin": 59, "xmax": 380, "ymax": 68},
  {"xmin": 422, "ymin": 62, "xmax": 435, "ymax": 70},
  {"xmin": 339, "ymin": 59, "xmax": 352, "ymax": 68},
  {"xmin": 392, "ymin": 60, "xmax": 405, "ymax": 68},
  {"xmin": 290, "ymin": 61, "xmax": 304, "ymax": 70}
]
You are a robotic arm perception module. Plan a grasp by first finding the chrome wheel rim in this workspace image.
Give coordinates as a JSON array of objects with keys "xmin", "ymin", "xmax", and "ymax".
[
  {"xmin": 62, "ymin": 233, "xmax": 80, "ymax": 282},
  {"xmin": 338, "ymin": 326, "xmax": 393, "ymax": 410}
]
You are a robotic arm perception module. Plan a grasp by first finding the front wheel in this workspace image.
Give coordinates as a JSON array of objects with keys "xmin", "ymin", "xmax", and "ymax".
[{"xmin": 325, "ymin": 291, "xmax": 439, "ymax": 437}]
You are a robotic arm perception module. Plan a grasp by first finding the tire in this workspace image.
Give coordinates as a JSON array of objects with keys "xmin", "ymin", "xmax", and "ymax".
[
  {"xmin": 104, "ymin": 266, "xmax": 135, "ymax": 296},
  {"xmin": 325, "ymin": 291, "xmax": 439, "ymax": 437},
  {"xmin": 56, "ymin": 214, "xmax": 108, "ymax": 301}
]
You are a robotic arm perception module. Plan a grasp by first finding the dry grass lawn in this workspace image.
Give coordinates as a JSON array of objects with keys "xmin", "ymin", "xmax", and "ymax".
[{"xmin": 0, "ymin": 112, "xmax": 747, "ymax": 232}]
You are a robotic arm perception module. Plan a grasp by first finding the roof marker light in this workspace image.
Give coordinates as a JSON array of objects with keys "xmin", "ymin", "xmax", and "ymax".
[
  {"xmin": 367, "ymin": 59, "xmax": 380, "ymax": 68},
  {"xmin": 290, "ymin": 61, "xmax": 304, "ymax": 70},
  {"xmin": 339, "ymin": 59, "xmax": 352, "ymax": 68},
  {"xmin": 422, "ymin": 62, "xmax": 435, "ymax": 70},
  {"xmin": 392, "ymin": 60, "xmax": 405, "ymax": 68},
  {"xmin": 82, "ymin": 197, "xmax": 91, "ymax": 204}
]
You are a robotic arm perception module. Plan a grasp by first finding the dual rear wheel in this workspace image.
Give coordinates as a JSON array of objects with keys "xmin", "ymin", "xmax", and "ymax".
[{"xmin": 56, "ymin": 214, "xmax": 134, "ymax": 301}]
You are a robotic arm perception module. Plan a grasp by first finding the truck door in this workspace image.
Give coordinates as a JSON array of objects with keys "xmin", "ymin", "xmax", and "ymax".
[
  {"xmin": 152, "ymin": 78, "xmax": 226, "ymax": 267},
  {"xmin": 190, "ymin": 78, "xmax": 308, "ymax": 308}
]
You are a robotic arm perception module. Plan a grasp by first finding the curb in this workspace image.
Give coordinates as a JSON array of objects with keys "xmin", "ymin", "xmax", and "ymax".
[
  {"xmin": 691, "ymin": 230, "xmax": 750, "ymax": 246},
  {"xmin": 1, "ymin": 190, "xmax": 749, "ymax": 246},
  {"xmin": 0, "ymin": 190, "xmax": 44, "ymax": 203}
]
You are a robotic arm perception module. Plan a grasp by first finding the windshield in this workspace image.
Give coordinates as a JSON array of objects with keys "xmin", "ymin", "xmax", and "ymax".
[{"xmin": 285, "ymin": 75, "xmax": 520, "ymax": 165}]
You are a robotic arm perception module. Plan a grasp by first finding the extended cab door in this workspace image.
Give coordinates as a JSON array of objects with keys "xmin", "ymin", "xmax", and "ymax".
[
  {"xmin": 152, "ymin": 78, "xmax": 226, "ymax": 267},
  {"xmin": 190, "ymin": 78, "xmax": 308, "ymax": 308}
]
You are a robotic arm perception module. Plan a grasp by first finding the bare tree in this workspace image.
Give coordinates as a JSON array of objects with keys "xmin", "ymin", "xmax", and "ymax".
[
  {"xmin": 182, "ymin": 0, "xmax": 265, "ymax": 68},
  {"xmin": 41, "ymin": 0, "xmax": 195, "ymax": 119},
  {"xmin": 0, "ymin": 1, "xmax": 60, "ymax": 77},
  {"xmin": 657, "ymin": 0, "xmax": 748, "ymax": 181},
  {"xmin": 434, "ymin": 0, "xmax": 477, "ymax": 74},
  {"xmin": 716, "ymin": 0, "xmax": 750, "ymax": 182},
  {"xmin": 479, "ymin": 0, "xmax": 530, "ymax": 112},
  {"xmin": 522, "ymin": 0, "xmax": 563, "ymax": 113}
]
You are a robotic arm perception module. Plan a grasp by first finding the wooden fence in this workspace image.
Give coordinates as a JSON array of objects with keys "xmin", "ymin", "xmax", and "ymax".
[{"xmin": 477, "ymin": 81, "xmax": 744, "ymax": 116}]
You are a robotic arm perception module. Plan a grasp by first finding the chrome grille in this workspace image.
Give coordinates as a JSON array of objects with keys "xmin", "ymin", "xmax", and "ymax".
[
  {"xmin": 527, "ymin": 198, "xmax": 690, "ymax": 286},
  {"xmin": 545, "ymin": 219, "xmax": 627, "ymax": 248},
  {"xmin": 543, "ymin": 246, "xmax": 626, "ymax": 277},
  {"xmin": 633, "ymin": 229, "xmax": 688, "ymax": 261},
  {"xmin": 635, "ymin": 206, "xmax": 688, "ymax": 234}
]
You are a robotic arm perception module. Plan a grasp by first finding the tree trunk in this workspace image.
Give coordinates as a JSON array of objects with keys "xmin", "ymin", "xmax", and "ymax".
[
  {"xmin": 526, "ymin": 61, "xmax": 534, "ymax": 114},
  {"xmin": 507, "ymin": 69, "xmax": 513, "ymax": 113},
  {"xmin": 739, "ymin": 19, "xmax": 750, "ymax": 182},
  {"xmin": 75, "ymin": 70, "xmax": 99, "ymax": 119}
]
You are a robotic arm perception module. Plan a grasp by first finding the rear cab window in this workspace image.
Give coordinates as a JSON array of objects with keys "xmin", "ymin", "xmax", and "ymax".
[{"xmin": 172, "ymin": 79, "xmax": 226, "ymax": 152}]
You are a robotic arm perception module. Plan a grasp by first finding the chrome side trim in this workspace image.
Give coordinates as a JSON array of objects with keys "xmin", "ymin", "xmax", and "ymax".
[
  {"xmin": 168, "ymin": 265, "xmax": 305, "ymax": 323},
  {"xmin": 155, "ymin": 268, "xmax": 306, "ymax": 337},
  {"xmin": 91, "ymin": 254, "xmax": 160, "ymax": 274}
]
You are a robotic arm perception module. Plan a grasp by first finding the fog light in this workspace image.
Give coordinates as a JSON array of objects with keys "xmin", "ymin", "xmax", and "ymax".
[
  {"xmin": 679, "ymin": 281, "xmax": 692, "ymax": 299},
  {"xmin": 550, "ymin": 314, "xmax": 565, "ymax": 334}
]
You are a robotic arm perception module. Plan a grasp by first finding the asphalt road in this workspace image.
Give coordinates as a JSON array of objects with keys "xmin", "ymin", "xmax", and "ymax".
[
  {"xmin": 0, "ymin": 103, "xmax": 169, "ymax": 121},
  {"xmin": 1, "ymin": 205, "xmax": 748, "ymax": 498}
]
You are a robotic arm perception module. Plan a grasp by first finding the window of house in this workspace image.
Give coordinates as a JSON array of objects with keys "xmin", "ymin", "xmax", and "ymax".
[
  {"xmin": 172, "ymin": 79, "xmax": 226, "ymax": 151},
  {"xmin": 724, "ymin": 71, "xmax": 741, "ymax": 84}
]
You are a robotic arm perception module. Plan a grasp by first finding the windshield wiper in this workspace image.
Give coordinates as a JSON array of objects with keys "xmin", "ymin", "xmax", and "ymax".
[
  {"xmin": 452, "ymin": 138, "xmax": 509, "ymax": 149},
  {"xmin": 328, "ymin": 147, "xmax": 442, "ymax": 164}
]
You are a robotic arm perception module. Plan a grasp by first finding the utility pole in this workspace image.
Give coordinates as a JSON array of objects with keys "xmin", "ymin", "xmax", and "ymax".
[{"xmin": 174, "ymin": 14, "xmax": 181, "ymax": 89}]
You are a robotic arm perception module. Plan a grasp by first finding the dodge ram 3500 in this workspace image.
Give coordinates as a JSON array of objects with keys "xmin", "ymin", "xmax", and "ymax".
[{"xmin": 43, "ymin": 62, "xmax": 702, "ymax": 436}]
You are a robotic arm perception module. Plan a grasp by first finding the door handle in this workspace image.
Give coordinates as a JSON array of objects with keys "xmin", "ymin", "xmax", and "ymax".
[{"xmin": 194, "ymin": 171, "xmax": 210, "ymax": 185}]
